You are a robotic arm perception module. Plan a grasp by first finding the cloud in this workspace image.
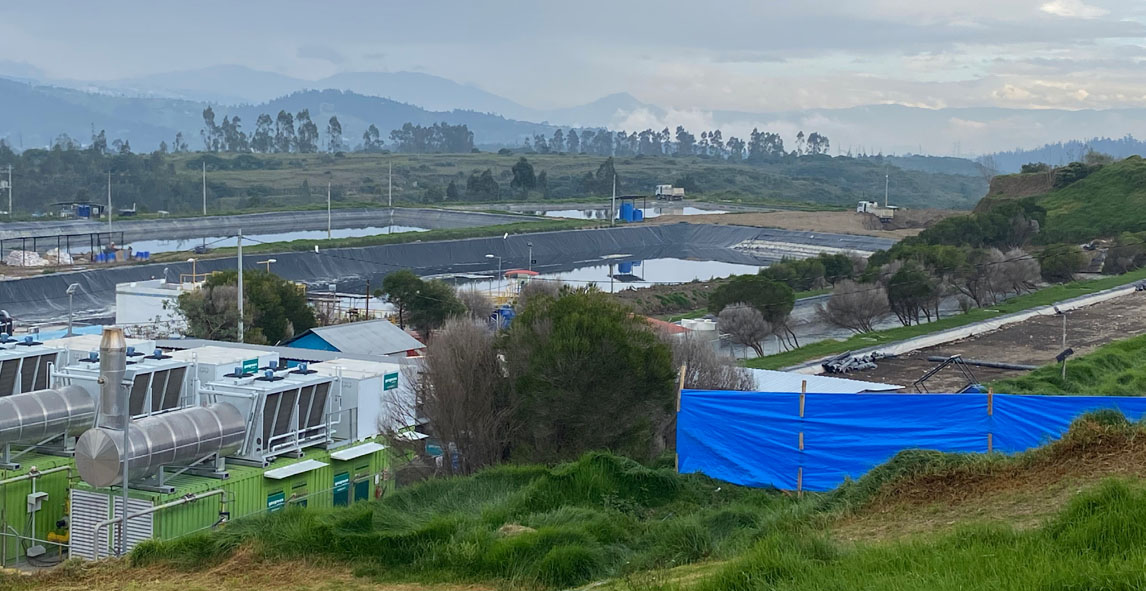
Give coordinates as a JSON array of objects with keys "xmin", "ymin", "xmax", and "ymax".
[
  {"xmin": 1040, "ymin": 0, "xmax": 1108, "ymax": 18},
  {"xmin": 949, "ymin": 117, "xmax": 988, "ymax": 130},
  {"xmin": 296, "ymin": 44, "xmax": 346, "ymax": 65}
]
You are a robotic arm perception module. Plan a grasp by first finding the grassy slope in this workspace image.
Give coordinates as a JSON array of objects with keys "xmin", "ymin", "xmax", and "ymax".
[
  {"xmin": 171, "ymin": 152, "xmax": 985, "ymax": 212},
  {"xmin": 745, "ymin": 268, "xmax": 1146, "ymax": 370},
  {"xmin": 14, "ymin": 415, "xmax": 1146, "ymax": 591},
  {"xmin": 992, "ymin": 331, "xmax": 1146, "ymax": 395}
]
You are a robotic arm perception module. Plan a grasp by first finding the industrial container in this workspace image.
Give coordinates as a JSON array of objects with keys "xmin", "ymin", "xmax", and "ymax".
[
  {"xmin": 0, "ymin": 340, "xmax": 63, "ymax": 397},
  {"xmin": 69, "ymin": 440, "xmax": 391, "ymax": 560},
  {"xmin": 167, "ymin": 345, "xmax": 279, "ymax": 386},
  {"xmin": 311, "ymin": 358, "xmax": 412, "ymax": 445},
  {"xmin": 0, "ymin": 453, "xmax": 74, "ymax": 566},
  {"xmin": 43, "ymin": 334, "xmax": 155, "ymax": 367},
  {"xmin": 56, "ymin": 352, "xmax": 194, "ymax": 419}
]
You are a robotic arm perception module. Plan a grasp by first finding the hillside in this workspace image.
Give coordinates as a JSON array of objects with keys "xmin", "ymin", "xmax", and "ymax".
[
  {"xmin": 11, "ymin": 415, "xmax": 1146, "ymax": 590},
  {"xmin": 980, "ymin": 156, "xmax": 1146, "ymax": 243}
]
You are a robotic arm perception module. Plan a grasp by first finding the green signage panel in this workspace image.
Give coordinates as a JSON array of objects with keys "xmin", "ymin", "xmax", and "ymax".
[
  {"xmin": 267, "ymin": 491, "xmax": 285, "ymax": 513},
  {"xmin": 243, "ymin": 358, "xmax": 259, "ymax": 374},
  {"xmin": 333, "ymin": 472, "xmax": 350, "ymax": 494},
  {"xmin": 383, "ymin": 372, "xmax": 399, "ymax": 390}
]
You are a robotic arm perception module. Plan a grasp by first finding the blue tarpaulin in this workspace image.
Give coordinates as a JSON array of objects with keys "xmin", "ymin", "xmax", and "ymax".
[{"xmin": 677, "ymin": 389, "xmax": 1146, "ymax": 491}]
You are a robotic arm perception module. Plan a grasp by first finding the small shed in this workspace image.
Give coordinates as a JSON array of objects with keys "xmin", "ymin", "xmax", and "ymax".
[{"xmin": 282, "ymin": 319, "xmax": 425, "ymax": 358}]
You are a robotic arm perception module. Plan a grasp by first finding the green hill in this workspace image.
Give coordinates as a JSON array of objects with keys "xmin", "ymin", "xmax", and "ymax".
[{"xmin": 980, "ymin": 156, "xmax": 1146, "ymax": 243}]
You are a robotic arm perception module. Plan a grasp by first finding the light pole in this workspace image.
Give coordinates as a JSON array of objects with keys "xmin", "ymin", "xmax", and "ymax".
[
  {"xmin": 187, "ymin": 257, "xmax": 197, "ymax": 283},
  {"xmin": 66, "ymin": 283, "xmax": 79, "ymax": 337},
  {"xmin": 527, "ymin": 242, "xmax": 533, "ymax": 272},
  {"xmin": 485, "ymin": 253, "xmax": 502, "ymax": 297},
  {"xmin": 257, "ymin": 258, "xmax": 277, "ymax": 273},
  {"xmin": 1054, "ymin": 306, "xmax": 1071, "ymax": 381}
]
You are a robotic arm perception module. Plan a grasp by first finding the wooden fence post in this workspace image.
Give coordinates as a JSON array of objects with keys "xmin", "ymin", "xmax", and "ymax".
[
  {"xmin": 987, "ymin": 387, "xmax": 994, "ymax": 453},
  {"xmin": 675, "ymin": 365, "xmax": 686, "ymax": 472},
  {"xmin": 798, "ymin": 380, "xmax": 806, "ymax": 497}
]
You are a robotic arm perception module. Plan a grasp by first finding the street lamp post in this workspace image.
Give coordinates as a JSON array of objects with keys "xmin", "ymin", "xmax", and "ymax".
[
  {"xmin": 485, "ymin": 253, "xmax": 502, "ymax": 297},
  {"xmin": 257, "ymin": 258, "xmax": 277, "ymax": 273},
  {"xmin": 66, "ymin": 283, "xmax": 79, "ymax": 337}
]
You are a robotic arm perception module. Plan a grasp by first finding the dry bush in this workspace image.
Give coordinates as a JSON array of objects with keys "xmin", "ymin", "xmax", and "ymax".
[
  {"xmin": 717, "ymin": 303, "xmax": 772, "ymax": 357},
  {"xmin": 406, "ymin": 317, "xmax": 510, "ymax": 475},
  {"xmin": 818, "ymin": 279, "xmax": 889, "ymax": 334},
  {"xmin": 457, "ymin": 289, "xmax": 494, "ymax": 321},
  {"xmin": 666, "ymin": 332, "xmax": 754, "ymax": 391},
  {"xmin": 517, "ymin": 279, "xmax": 563, "ymax": 309}
]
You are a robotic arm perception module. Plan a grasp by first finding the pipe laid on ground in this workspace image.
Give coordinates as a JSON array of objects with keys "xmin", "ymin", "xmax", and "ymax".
[{"xmin": 925, "ymin": 356, "xmax": 1038, "ymax": 371}]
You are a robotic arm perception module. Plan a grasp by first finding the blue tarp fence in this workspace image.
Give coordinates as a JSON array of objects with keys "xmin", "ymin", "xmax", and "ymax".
[{"xmin": 677, "ymin": 389, "xmax": 1146, "ymax": 491}]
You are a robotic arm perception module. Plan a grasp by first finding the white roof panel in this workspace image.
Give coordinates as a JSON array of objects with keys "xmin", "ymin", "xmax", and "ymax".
[
  {"xmin": 330, "ymin": 442, "xmax": 386, "ymax": 461},
  {"xmin": 263, "ymin": 459, "xmax": 328, "ymax": 480}
]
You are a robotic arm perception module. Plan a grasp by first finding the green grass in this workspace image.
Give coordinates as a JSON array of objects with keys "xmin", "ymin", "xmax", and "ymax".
[
  {"xmin": 130, "ymin": 453, "xmax": 810, "ymax": 589},
  {"xmin": 1034, "ymin": 156, "xmax": 1146, "ymax": 243},
  {"xmin": 746, "ymin": 268, "xmax": 1146, "ymax": 370},
  {"xmin": 150, "ymin": 218, "xmax": 595, "ymax": 261},
  {"xmin": 992, "ymin": 332, "xmax": 1146, "ymax": 395},
  {"xmin": 687, "ymin": 479, "xmax": 1146, "ymax": 591}
]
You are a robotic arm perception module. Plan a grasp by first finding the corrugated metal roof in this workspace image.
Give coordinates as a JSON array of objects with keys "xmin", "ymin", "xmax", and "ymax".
[
  {"xmin": 748, "ymin": 368, "xmax": 900, "ymax": 394},
  {"xmin": 286, "ymin": 320, "xmax": 424, "ymax": 357}
]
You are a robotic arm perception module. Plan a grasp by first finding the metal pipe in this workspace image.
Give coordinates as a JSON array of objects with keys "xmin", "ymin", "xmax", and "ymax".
[
  {"xmin": 75, "ymin": 403, "xmax": 245, "ymax": 488},
  {"xmin": 0, "ymin": 386, "xmax": 95, "ymax": 445},
  {"xmin": 97, "ymin": 327, "xmax": 127, "ymax": 429},
  {"xmin": 0, "ymin": 464, "xmax": 70, "ymax": 486},
  {"xmin": 92, "ymin": 489, "xmax": 226, "ymax": 559}
]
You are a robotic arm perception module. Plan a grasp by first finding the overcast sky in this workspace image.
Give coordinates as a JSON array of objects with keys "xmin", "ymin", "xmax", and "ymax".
[{"xmin": 1, "ymin": 0, "xmax": 1144, "ymax": 113}]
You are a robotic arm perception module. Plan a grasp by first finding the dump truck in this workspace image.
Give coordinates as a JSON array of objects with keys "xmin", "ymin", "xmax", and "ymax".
[{"xmin": 655, "ymin": 185, "xmax": 685, "ymax": 200}]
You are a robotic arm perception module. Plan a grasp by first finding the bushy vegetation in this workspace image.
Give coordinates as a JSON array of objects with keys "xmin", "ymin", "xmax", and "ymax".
[
  {"xmin": 176, "ymin": 269, "xmax": 316, "ymax": 344},
  {"xmin": 1015, "ymin": 156, "xmax": 1146, "ymax": 244},
  {"xmin": 993, "ymin": 332, "xmax": 1146, "ymax": 395},
  {"xmin": 695, "ymin": 480, "xmax": 1146, "ymax": 591},
  {"xmin": 131, "ymin": 453, "xmax": 800, "ymax": 588}
]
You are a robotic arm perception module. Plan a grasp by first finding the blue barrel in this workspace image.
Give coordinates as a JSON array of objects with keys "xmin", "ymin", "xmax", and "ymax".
[
  {"xmin": 634, "ymin": 209, "xmax": 644, "ymax": 222},
  {"xmin": 620, "ymin": 203, "xmax": 634, "ymax": 222},
  {"xmin": 618, "ymin": 261, "xmax": 634, "ymax": 274}
]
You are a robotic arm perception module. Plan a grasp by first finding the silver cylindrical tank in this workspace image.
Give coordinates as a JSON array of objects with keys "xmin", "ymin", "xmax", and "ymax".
[
  {"xmin": 98, "ymin": 327, "xmax": 127, "ymax": 429},
  {"xmin": 0, "ymin": 385, "xmax": 96, "ymax": 444},
  {"xmin": 74, "ymin": 402, "xmax": 245, "ymax": 488}
]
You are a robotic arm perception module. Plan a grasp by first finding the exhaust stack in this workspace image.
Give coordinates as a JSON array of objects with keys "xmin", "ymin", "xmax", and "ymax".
[{"xmin": 97, "ymin": 327, "xmax": 126, "ymax": 429}]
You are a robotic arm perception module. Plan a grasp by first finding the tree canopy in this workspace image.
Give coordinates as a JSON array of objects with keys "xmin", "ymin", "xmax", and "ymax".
[{"xmin": 177, "ymin": 269, "xmax": 315, "ymax": 344}]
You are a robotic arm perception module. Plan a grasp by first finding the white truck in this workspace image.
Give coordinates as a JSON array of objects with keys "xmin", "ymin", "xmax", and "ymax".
[
  {"xmin": 856, "ymin": 200, "xmax": 897, "ymax": 222},
  {"xmin": 655, "ymin": 185, "xmax": 686, "ymax": 201}
]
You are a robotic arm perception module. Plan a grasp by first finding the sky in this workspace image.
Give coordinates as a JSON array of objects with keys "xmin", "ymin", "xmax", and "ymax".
[{"xmin": 0, "ymin": 0, "xmax": 1143, "ymax": 114}]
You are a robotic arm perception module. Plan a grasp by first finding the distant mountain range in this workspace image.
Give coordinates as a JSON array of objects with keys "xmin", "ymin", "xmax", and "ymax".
[{"xmin": 2, "ymin": 63, "xmax": 1146, "ymax": 159}]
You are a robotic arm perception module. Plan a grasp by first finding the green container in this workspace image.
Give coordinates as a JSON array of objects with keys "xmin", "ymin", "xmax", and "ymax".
[
  {"xmin": 69, "ymin": 438, "xmax": 394, "ymax": 557},
  {"xmin": 0, "ymin": 453, "xmax": 75, "ymax": 565}
]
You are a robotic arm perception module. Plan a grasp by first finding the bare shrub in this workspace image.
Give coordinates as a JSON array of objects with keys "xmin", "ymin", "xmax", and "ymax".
[
  {"xmin": 457, "ymin": 289, "xmax": 494, "ymax": 321},
  {"xmin": 517, "ymin": 279, "xmax": 563, "ymax": 309},
  {"xmin": 817, "ymin": 280, "xmax": 888, "ymax": 334},
  {"xmin": 406, "ymin": 317, "xmax": 510, "ymax": 475},
  {"xmin": 666, "ymin": 333, "xmax": 754, "ymax": 391},
  {"xmin": 717, "ymin": 303, "xmax": 772, "ymax": 357}
]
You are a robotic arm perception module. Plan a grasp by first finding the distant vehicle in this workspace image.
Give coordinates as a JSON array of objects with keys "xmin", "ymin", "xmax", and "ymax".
[
  {"xmin": 856, "ymin": 200, "xmax": 898, "ymax": 221},
  {"xmin": 1135, "ymin": 280, "xmax": 1146, "ymax": 292},
  {"xmin": 655, "ymin": 185, "xmax": 685, "ymax": 200}
]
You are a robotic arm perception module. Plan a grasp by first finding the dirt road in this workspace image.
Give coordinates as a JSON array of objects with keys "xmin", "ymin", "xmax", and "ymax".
[{"xmin": 849, "ymin": 292, "xmax": 1146, "ymax": 392}]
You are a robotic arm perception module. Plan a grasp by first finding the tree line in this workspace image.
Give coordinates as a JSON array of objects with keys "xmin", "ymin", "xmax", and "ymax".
[{"xmin": 525, "ymin": 127, "xmax": 829, "ymax": 160}]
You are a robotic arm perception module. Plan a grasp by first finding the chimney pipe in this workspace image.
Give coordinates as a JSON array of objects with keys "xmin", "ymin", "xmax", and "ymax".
[{"xmin": 97, "ymin": 326, "xmax": 127, "ymax": 429}]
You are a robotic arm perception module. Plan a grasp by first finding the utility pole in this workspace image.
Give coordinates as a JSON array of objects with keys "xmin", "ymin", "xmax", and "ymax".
[
  {"xmin": 107, "ymin": 172, "xmax": 112, "ymax": 231},
  {"xmin": 388, "ymin": 161, "xmax": 393, "ymax": 234},
  {"xmin": 1061, "ymin": 311, "xmax": 1068, "ymax": 381},
  {"xmin": 611, "ymin": 174, "xmax": 616, "ymax": 226},
  {"xmin": 202, "ymin": 161, "xmax": 207, "ymax": 216},
  {"xmin": 237, "ymin": 229, "xmax": 244, "ymax": 343},
  {"xmin": 5, "ymin": 165, "xmax": 11, "ymax": 220},
  {"xmin": 527, "ymin": 242, "xmax": 533, "ymax": 272},
  {"xmin": 327, "ymin": 182, "xmax": 332, "ymax": 240},
  {"xmin": 884, "ymin": 170, "xmax": 889, "ymax": 208},
  {"xmin": 365, "ymin": 279, "xmax": 370, "ymax": 319}
]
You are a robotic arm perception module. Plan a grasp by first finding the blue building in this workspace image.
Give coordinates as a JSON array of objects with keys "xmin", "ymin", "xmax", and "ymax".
[{"xmin": 282, "ymin": 319, "xmax": 425, "ymax": 358}]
